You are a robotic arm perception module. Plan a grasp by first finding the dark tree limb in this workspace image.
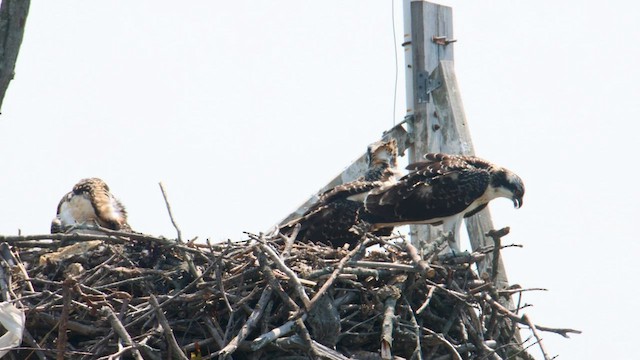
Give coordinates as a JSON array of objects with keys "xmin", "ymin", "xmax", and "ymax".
[
  {"xmin": 0, "ymin": 0, "xmax": 29, "ymax": 112},
  {"xmin": 101, "ymin": 306, "xmax": 144, "ymax": 360},
  {"xmin": 149, "ymin": 295, "xmax": 188, "ymax": 360},
  {"xmin": 218, "ymin": 285, "xmax": 273, "ymax": 359}
]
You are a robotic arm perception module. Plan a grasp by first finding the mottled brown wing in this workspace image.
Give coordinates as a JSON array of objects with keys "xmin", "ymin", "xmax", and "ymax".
[
  {"xmin": 283, "ymin": 199, "xmax": 364, "ymax": 247},
  {"xmin": 78, "ymin": 178, "xmax": 130, "ymax": 231},
  {"xmin": 365, "ymin": 164, "xmax": 491, "ymax": 224},
  {"xmin": 405, "ymin": 153, "xmax": 473, "ymax": 178}
]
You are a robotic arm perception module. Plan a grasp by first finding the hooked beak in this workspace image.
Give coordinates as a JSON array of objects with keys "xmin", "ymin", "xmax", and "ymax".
[{"xmin": 513, "ymin": 196, "xmax": 523, "ymax": 209}]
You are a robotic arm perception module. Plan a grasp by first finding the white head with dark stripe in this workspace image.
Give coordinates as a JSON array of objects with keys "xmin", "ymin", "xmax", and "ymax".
[{"xmin": 489, "ymin": 166, "xmax": 525, "ymax": 209}]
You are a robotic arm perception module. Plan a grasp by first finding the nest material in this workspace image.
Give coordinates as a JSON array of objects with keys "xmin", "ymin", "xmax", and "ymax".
[{"xmin": 0, "ymin": 229, "xmax": 579, "ymax": 360}]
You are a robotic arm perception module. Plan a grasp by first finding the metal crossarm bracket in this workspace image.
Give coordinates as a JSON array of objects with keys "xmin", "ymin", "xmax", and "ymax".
[{"xmin": 416, "ymin": 71, "xmax": 442, "ymax": 103}]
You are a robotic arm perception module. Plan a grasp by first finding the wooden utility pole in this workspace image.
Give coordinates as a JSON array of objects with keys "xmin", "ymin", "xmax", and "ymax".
[
  {"xmin": 402, "ymin": 0, "xmax": 453, "ymax": 248},
  {"xmin": 402, "ymin": 0, "xmax": 511, "ymax": 290}
]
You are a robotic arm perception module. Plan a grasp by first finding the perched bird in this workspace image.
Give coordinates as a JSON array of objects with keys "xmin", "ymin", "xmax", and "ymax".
[
  {"xmin": 364, "ymin": 153, "xmax": 524, "ymax": 253},
  {"xmin": 280, "ymin": 139, "xmax": 401, "ymax": 247},
  {"xmin": 51, "ymin": 178, "xmax": 131, "ymax": 234}
]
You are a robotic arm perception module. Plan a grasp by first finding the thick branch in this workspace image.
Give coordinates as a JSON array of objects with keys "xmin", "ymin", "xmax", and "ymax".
[
  {"xmin": 0, "ymin": 0, "xmax": 30, "ymax": 112},
  {"xmin": 102, "ymin": 306, "xmax": 144, "ymax": 360}
]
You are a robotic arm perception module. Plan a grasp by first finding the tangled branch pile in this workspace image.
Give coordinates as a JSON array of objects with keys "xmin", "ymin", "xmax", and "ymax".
[{"xmin": 0, "ymin": 229, "xmax": 579, "ymax": 359}]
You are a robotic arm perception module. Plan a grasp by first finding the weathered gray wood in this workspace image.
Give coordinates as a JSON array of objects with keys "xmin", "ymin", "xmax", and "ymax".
[
  {"xmin": 429, "ymin": 61, "xmax": 511, "ymax": 291},
  {"xmin": 0, "ymin": 0, "xmax": 30, "ymax": 112},
  {"xmin": 278, "ymin": 124, "xmax": 410, "ymax": 225},
  {"xmin": 406, "ymin": 1, "xmax": 454, "ymax": 246}
]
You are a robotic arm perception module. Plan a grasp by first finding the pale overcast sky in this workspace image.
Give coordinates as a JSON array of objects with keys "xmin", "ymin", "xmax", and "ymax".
[{"xmin": 0, "ymin": 1, "xmax": 638, "ymax": 359}]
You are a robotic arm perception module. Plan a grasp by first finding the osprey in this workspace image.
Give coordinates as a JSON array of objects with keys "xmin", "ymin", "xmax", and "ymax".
[
  {"xmin": 281, "ymin": 139, "xmax": 401, "ymax": 247},
  {"xmin": 364, "ymin": 153, "xmax": 524, "ymax": 253},
  {"xmin": 51, "ymin": 178, "xmax": 131, "ymax": 233}
]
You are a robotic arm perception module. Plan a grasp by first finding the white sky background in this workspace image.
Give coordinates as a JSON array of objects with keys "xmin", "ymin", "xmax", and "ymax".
[{"xmin": 0, "ymin": 1, "xmax": 638, "ymax": 358}]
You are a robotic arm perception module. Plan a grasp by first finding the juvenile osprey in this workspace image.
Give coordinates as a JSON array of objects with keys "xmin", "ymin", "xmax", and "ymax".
[
  {"xmin": 364, "ymin": 153, "xmax": 524, "ymax": 253},
  {"xmin": 281, "ymin": 139, "xmax": 401, "ymax": 247},
  {"xmin": 51, "ymin": 178, "xmax": 131, "ymax": 233}
]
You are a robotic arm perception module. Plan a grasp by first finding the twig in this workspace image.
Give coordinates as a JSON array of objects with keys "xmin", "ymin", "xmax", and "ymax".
[
  {"xmin": 250, "ymin": 314, "xmax": 307, "ymax": 351},
  {"xmin": 0, "ymin": 231, "xmax": 193, "ymax": 251},
  {"xmin": 486, "ymin": 227, "xmax": 510, "ymax": 284},
  {"xmin": 20, "ymin": 329, "xmax": 47, "ymax": 360},
  {"xmin": 280, "ymin": 223, "xmax": 299, "ymax": 258},
  {"xmin": 348, "ymin": 260, "xmax": 417, "ymax": 271},
  {"xmin": 158, "ymin": 182, "xmax": 182, "ymax": 242},
  {"xmin": 34, "ymin": 312, "xmax": 102, "ymax": 336},
  {"xmin": 125, "ymin": 255, "xmax": 221, "ymax": 329},
  {"xmin": 96, "ymin": 345, "xmax": 137, "ymax": 360},
  {"xmin": 295, "ymin": 317, "xmax": 317, "ymax": 356},
  {"xmin": 256, "ymin": 239, "xmax": 311, "ymax": 309},
  {"xmin": 56, "ymin": 278, "xmax": 72, "ymax": 360},
  {"xmin": 405, "ymin": 240, "xmax": 435, "ymax": 278},
  {"xmin": 218, "ymin": 285, "xmax": 273, "ymax": 359},
  {"xmin": 149, "ymin": 294, "xmax": 189, "ymax": 360},
  {"xmin": 102, "ymin": 306, "xmax": 144, "ymax": 360},
  {"xmin": 498, "ymin": 287, "xmax": 548, "ymax": 296},
  {"xmin": 402, "ymin": 297, "xmax": 423, "ymax": 360},
  {"xmin": 201, "ymin": 317, "xmax": 226, "ymax": 349},
  {"xmin": 416, "ymin": 285, "xmax": 436, "ymax": 315},
  {"xmin": 380, "ymin": 283, "xmax": 403, "ymax": 360},
  {"xmin": 309, "ymin": 339, "xmax": 352, "ymax": 360},
  {"xmin": 483, "ymin": 294, "xmax": 582, "ymax": 338},
  {"xmin": 257, "ymin": 252, "xmax": 300, "ymax": 313},
  {"xmin": 422, "ymin": 327, "xmax": 463, "ymax": 360},
  {"xmin": 307, "ymin": 266, "xmax": 396, "ymax": 280},
  {"xmin": 507, "ymin": 287, "xmax": 525, "ymax": 343},
  {"xmin": 522, "ymin": 314, "xmax": 552, "ymax": 360},
  {"xmin": 270, "ymin": 335, "xmax": 351, "ymax": 360},
  {"xmin": 1, "ymin": 244, "xmax": 34, "ymax": 293},
  {"xmin": 461, "ymin": 305, "xmax": 502, "ymax": 360},
  {"xmin": 423, "ymin": 232, "xmax": 451, "ymax": 257},
  {"xmin": 158, "ymin": 182, "xmax": 203, "ymax": 281},
  {"xmin": 216, "ymin": 260, "xmax": 233, "ymax": 314},
  {"xmin": 307, "ymin": 238, "xmax": 370, "ymax": 313}
]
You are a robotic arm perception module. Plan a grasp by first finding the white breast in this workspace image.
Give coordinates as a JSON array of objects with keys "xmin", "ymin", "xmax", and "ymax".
[{"xmin": 58, "ymin": 195, "xmax": 98, "ymax": 227}]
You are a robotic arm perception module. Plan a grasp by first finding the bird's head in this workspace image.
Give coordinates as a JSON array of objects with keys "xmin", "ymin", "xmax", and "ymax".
[
  {"xmin": 492, "ymin": 168, "xmax": 525, "ymax": 209},
  {"xmin": 73, "ymin": 177, "xmax": 109, "ymax": 194},
  {"xmin": 366, "ymin": 138, "xmax": 398, "ymax": 168}
]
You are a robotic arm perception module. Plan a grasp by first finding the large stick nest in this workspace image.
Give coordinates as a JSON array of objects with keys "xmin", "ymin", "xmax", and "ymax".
[{"xmin": 0, "ymin": 229, "xmax": 579, "ymax": 359}]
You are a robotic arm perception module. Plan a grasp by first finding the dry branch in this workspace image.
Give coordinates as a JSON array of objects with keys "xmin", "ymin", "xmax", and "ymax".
[
  {"xmin": 158, "ymin": 182, "xmax": 183, "ymax": 242},
  {"xmin": 150, "ymin": 294, "xmax": 188, "ymax": 360},
  {"xmin": 101, "ymin": 306, "xmax": 144, "ymax": 360}
]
